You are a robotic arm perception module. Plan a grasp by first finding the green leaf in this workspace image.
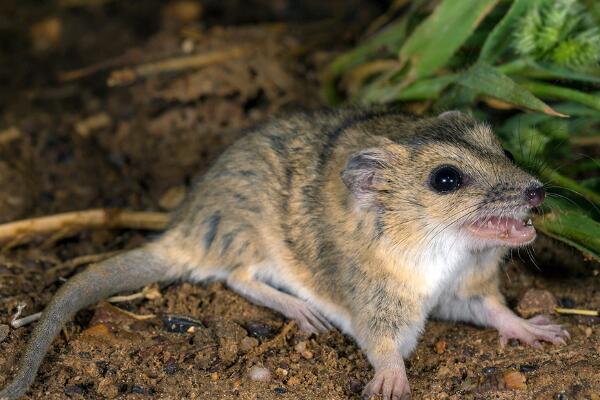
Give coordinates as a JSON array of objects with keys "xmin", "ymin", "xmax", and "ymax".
[
  {"xmin": 520, "ymin": 81, "xmax": 600, "ymax": 112},
  {"xmin": 360, "ymin": 74, "xmax": 457, "ymax": 103},
  {"xmin": 457, "ymin": 63, "xmax": 567, "ymax": 117},
  {"xmin": 398, "ymin": 0, "xmax": 499, "ymax": 82},
  {"xmin": 479, "ymin": 0, "xmax": 542, "ymax": 63},
  {"xmin": 534, "ymin": 208, "xmax": 600, "ymax": 263},
  {"xmin": 328, "ymin": 19, "xmax": 409, "ymax": 78}
]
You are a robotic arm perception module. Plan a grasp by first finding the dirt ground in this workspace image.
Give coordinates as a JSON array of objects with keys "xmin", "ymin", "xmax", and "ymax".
[{"xmin": 0, "ymin": 1, "xmax": 598, "ymax": 399}]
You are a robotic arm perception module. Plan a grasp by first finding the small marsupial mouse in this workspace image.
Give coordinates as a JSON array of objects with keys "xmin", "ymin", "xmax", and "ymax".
[{"xmin": 0, "ymin": 107, "xmax": 569, "ymax": 399}]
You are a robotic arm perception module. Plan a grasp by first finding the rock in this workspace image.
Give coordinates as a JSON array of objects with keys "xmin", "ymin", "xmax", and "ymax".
[
  {"xmin": 559, "ymin": 297, "xmax": 576, "ymax": 308},
  {"xmin": 213, "ymin": 319, "xmax": 247, "ymax": 342},
  {"xmin": 0, "ymin": 324, "xmax": 9, "ymax": 342},
  {"xmin": 275, "ymin": 367, "xmax": 288, "ymax": 378},
  {"xmin": 164, "ymin": 357, "xmax": 179, "ymax": 374},
  {"xmin": 287, "ymin": 376, "xmax": 301, "ymax": 386},
  {"xmin": 247, "ymin": 321, "xmax": 274, "ymax": 339},
  {"xmin": 437, "ymin": 366, "xmax": 451, "ymax": 377},
  {"xmin": 81, "ymin": 324, "xmax": 113, "ymax": 340},
  {"xmin": 193, "ymin": 326, "xmax": 216, "ymax": 347},
  {"xmin": 294, "ymin": 341, "xmax": 313, "ymax": 359},
  {"xmin": 30, "ymin": 17, "xmax": 62, "ymax": 52},
  {"xmin": 482, "ymin": 366, "xmax": 497, "ymax": 375},
  {"xmin": 516, "ymin": 289, "xmax": 557, "ymax": 318},
  {"xmin": 519, "ymin": 364, "xmax": 538, "ymax": 373},
  {"xmin": 159, "ymin": 186, "xmax": 186, "ymax": 210},
  {"xmin": 210, "ymin": 372, "xmax": 219, "ymax": 381},
  {"xmin": 162, "ymin": 1, "xmax": 203, "ymax": 27},
  {"xmin": 503, "ymin": 371, "xmax": 527, "ymax": 390},
  {"xmin": 434, "ymin": 338, "xmax": 447, "ymax": 354},
  {"xmin": 349, "ymin": 378, "xmax": 363, "ymax": 393},
  {"xmin": 162, "ymin": 314, "xmax": 204, "ymax": 333},
  {"xmin": 274, "ymin": 387, "xmax": 287, "ymax": 394},
  {"xmin": 248, "ymin": 366, "xmax": 271, "ymax": 382},
  {"xmin": 240, "ymin": 336, "xmax": 259, "ymax": 352}
]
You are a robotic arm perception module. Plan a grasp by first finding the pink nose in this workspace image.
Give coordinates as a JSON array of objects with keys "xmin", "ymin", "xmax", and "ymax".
[{"xmin": 526, "ymin": 186, "xmax": 545, "ymax": 206}]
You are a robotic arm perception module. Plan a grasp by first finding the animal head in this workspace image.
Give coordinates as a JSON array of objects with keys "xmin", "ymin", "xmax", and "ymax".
[{"xmin": 341, "ymin": 111, "xmax": 544, "ymax": 252}]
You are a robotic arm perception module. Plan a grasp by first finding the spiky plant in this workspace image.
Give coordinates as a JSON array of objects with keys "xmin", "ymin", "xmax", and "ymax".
[{"xmin": 514, "ymin": 0, "xmax": 600, "ymax": 69}]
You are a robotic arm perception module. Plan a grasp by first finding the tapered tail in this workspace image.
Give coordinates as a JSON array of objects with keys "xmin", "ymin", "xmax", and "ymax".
[{"xmin": 0, "ymin": 246, "xmax": 171, "ymax": 399}]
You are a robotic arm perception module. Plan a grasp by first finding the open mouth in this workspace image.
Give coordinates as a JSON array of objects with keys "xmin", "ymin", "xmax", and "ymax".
[{"xmin": 465, "ymin": 216, "xmax": 536, "ymax": 246}]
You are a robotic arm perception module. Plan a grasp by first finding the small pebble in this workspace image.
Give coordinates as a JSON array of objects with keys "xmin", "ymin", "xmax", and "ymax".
[
  {"xmin": 294, "ymin": 341, "xmax": 314, "ymax": 359},
  {"xmin": 434, "ymin": 338, "xmax": 446, "ymax": 354},
  {"xmin": 557, "ymin": 392, "xmax": 568, "ymax": 400},
  {"xmin": 131, "ymin": 386, "xmax": 145, "ymax": 394},
  {"xmin": 274, "ymin": 387, "xmax": 287, "ymax": 394},
  {"xmin": 210, "ymin": 372, "xmax": 219, "ymax": 381},
  {"xmin": 287, "ymin": 376, "xmax": 301, "ymax": 386},
  {"xmin": 0, "ymin": 324, "xmax": 9, "ymax": 342},
  {"xmin": 349, "ymin": 378, "xmax": 363, "ymax": 393},
  {"xmin": 159, "ymin": 186, "xmax": 186, "ymax": 210},
  {"xmin": 519, "ymin": 364, "xmax": 538, "ymax": 373},
  {"xmin": 248, "ymin": 366, "xmax": 271, "ymax": 382},
  {"xmin": 275, "ymin": 367, "xmax": 288, "ymax": 378},
  {"xmin": 503, "ymin": 371, "xmax": 527, "ymax": 390},
  {"xmin": 247, "ymin": 321, "xmax": 273, "ymax": 339},
  {"xmin": 162, "ymin": 314, "xmax": 204, "ymax": 333},
  {"xmin": 240, "ymin": 336, "xmax": 259, "ymax": 352},
  {"xmin": 516, "ymin": 288, "xmax": 557, "ymax": 318},
  {"xmin": 559, "ymin": 297, "xmax": 575, "ymax": 308},
  {"xmin": 482, "ymin": 366, "xmax": 497, "ymax": 375},
  {"xmin": 64, "ymin": 385, "xmax": 85, "ymax": 395},
  {"xmin": 584, "ymin": 326, "xmax": 592, "ymax": 338},
  {"xmin": 164, "ymin": 358, "xmax": 178, "ymax": 375}
]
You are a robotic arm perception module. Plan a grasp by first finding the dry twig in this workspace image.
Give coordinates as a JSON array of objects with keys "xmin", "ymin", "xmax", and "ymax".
[
  {"xmin": 230, "ymin": 320, "xmax": 296, "ymax": 376},
  {"xmin": 107, "ymin": 47, "xmax": 247, "ymax": 87},
  {"xmin": 0, "ymin": 208, "xmax": 169, "ymax": 249},
  {"xmin": 555, "ymin": 307, "xmax": 599, "ymax": 317}
]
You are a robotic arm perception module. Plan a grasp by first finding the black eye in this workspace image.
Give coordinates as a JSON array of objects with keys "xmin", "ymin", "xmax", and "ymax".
[
  {"xmin": 504, "ymin": 149, "xmax": 515, "ymax": 162},
  {"xmin": 430, "ymin": 165, "xmax": 463, "ymax": 193}
]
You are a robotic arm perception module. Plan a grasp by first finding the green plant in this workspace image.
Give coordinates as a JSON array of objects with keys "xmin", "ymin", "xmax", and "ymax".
[{"xmin": 324, "ymin": 0, "xmax": 600, "ymax": 262}]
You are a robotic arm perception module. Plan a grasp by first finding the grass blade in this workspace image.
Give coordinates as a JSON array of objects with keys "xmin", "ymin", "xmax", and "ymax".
[
  {"xmin": 457, "ymin": 63, "xmax": 567, "ymax": 117},
  {"xmin": 398, "ymin": 0, "xmax": 499, "ymax": 83}
]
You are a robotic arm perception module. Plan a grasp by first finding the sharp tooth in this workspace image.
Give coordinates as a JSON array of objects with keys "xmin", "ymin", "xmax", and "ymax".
[
  {"xmin": 526, "ymin": 218, "xmax": 532, "ymax": 226},
  {"xmin": 511, "ymin": 225, "xmax": 518, "ymax": 236}
]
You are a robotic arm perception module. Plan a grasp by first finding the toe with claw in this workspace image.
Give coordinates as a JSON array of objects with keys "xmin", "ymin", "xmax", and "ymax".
[
  {"xmin": 496, "ymin": 314, "xmax": 570, "ymax": 348},
  {"xmin": 362, "ymin": 368, "xmax": 411, "ymax": 400}
]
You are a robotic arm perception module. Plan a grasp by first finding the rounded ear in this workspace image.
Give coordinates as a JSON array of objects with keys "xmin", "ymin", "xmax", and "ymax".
[
  {"xmin": 438, "ymin": 110, "xmax": 465, "ymax": 119},
  {"xmin": 341, "ymin": 148, "xmax": 389, "ymax": 200}
]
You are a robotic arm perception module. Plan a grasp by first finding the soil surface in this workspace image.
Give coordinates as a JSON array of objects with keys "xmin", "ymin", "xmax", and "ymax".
[{"xmin": 0, "ymin": 1, "xmax": 598, "ymax": 399}]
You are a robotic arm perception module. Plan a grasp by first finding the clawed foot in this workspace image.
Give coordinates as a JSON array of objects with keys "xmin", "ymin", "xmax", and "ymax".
[
  {"xmin": 497, "ymin": 314, "xmax": 570, "ymax": 349},
  {"xmin": 288, "ymin": 300, "xmax": 333, "ymax": 334},
  {"xmin": 362, "ymin": 368, "xmax": 411, "ymax": 400}
]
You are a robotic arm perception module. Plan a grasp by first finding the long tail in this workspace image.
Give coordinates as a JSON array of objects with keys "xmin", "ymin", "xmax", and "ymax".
[{"xmin": 0, "ymin": 246, "xmax": 172, "ymax": 400}]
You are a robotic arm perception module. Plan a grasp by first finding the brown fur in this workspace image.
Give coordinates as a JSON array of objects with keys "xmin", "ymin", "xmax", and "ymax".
[{"xmin": 1, "ymin": 107, "xmax": 568, "ymax": 400}]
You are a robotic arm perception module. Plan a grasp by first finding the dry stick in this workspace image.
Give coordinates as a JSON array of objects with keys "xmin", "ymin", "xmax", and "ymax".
[
  {"xmin": 555, "ymin": 307, "xmax": 599, "ymax": 317},
  {"xmin": 230, "ymin": 321, "xmax": 296, "ymax": 377},
  {"xmin": 0, "ymin": 208, "xmax": 169, "ymax": 249},
  {"xmin": 107, "ymin": 47, "xmax": 247, "ymax": 87}
]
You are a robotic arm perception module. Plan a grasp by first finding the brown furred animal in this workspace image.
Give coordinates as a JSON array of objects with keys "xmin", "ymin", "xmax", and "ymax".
[{"xmin": 0, "ymin": 107, "xmax": 569, "ymax": 400}]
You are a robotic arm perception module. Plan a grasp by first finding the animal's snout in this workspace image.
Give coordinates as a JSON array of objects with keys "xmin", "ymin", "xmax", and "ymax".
[{"xmin": 525, "ymin": 184, "xmax": 545, "ymax": 206}]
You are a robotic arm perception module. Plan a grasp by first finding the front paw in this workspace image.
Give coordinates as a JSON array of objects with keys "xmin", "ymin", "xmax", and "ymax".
[
  {"xmin": 498, "ymin": 314, "xmax": 570, "ymax": 348},
  {"xmin": 362, "ymin": 368, "xmax": 411, "ymax": 400}
]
